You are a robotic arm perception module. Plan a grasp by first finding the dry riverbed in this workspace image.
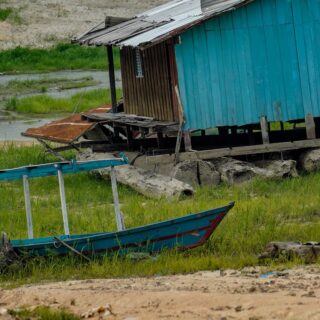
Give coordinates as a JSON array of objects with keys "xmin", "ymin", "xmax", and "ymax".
[
  {"xmin": 0, "ymin": 0, "xmax": 167, "ymax": 49},
  {"xmin": 1, "ymin": 267, "xmax": 320, "ymax": 319}
]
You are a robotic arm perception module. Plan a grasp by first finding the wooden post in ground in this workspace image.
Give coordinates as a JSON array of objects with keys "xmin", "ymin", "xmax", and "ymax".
[
  {"xmin": 57, "ymin": 169, "xmax": 70, "ymax": 236},
  {"xmin": 110, "ymin": 166, "xmax": 125, "ymax": 231},
  {"xmin": 260, "ymin": 116, "xmax": 270, "ymax": 144},
  {"xmin": 183, "ymin": 130, "xmax": 192, "ymax": 152},
  {"xmin": 305, "ymin": 114, "xmax": 316, "ymax": 140},
  {"xmin": 107, "ymin": 45, "xmax": 117, "ymax": 113},
  {"xmin": 22, "ymin": 175, "xmax": 33, "ymax": 239}
]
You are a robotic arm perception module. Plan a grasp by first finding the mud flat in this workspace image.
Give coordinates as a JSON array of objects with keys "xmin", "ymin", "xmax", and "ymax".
[{"xmin": 1, "ymin": 267, "xmax": 320, "ymax": 319}]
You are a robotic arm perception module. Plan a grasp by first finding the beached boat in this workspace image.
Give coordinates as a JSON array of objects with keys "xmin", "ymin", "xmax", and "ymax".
[{"xmin": 0, "ymin": 155, "xmax": 234, "ymax": 257}]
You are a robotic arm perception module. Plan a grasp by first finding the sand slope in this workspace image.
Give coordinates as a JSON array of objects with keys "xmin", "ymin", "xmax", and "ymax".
[
  {"xmin": 1, "ymin": 267, "xmax": 320, "ymax": 319},
  {"xmin": 0, "ymin": 0, "xmax": 167, "ymax": 49}
]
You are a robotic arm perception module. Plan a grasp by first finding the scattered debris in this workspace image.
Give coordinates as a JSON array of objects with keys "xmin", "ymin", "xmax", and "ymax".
[
  {"xmin": 81, "ymin": 304, "xmax": 115, "ymax": 319},
  {"xmin": 259, "ymin": 242, "xmax": 320, "ymax": 263}
]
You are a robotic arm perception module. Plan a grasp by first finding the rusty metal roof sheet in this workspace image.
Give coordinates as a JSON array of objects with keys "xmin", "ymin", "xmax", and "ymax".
[
  {"xmin": 74, "ymin": 0, "xmax": 253, "ymax": 48},
  {"xmin": 22, "ymin": 106, "xmax": 111, "ymax": 144}
]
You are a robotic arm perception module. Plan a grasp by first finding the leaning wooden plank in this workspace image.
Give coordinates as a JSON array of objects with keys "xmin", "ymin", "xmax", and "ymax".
[{"xmin": 79, "ymin": 152, "xmax": 194, "ymax": 199}]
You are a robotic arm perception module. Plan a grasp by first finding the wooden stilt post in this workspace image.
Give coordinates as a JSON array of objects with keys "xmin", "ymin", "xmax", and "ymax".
[
  {"xmin": 110, "ymin": 166, "xmax": 125, "ymax": 231},
  {"xmin": 107, "ymin": 45, "xmax": 117, "ymax": 113},
  {"xmin": 22, "ymin": 175, "xmax": 33, "ymax": 239},
  {"xmin": 305, "ymin": 114, "xmax": 316, "ymax": 140},
  {"xmin": 260, "ymin": 116, "xmax": 270, "ymax": 144},
  {"xmin": 183, "ymin": 130, "xmax": 192, "ymax": 152},
  {"xmin": 57, "ymin": 169, "xmax": 70, "ymax": 236}
]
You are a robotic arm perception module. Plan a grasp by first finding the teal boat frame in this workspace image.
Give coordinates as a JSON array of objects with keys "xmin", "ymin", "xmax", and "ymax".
[{"xmin": 0, "ymin": 154, "xmax": 234, "ymax": 257}]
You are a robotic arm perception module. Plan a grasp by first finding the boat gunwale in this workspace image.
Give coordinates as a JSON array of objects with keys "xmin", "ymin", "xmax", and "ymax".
[{"xmin": 11, "ymin": 202, "xmax": 235, "ymax": 249}]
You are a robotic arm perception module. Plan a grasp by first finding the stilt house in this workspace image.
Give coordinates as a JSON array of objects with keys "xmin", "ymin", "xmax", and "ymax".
[{"xmin": 24, "ymin": 0, "xmax": 320, "ymax": 161}]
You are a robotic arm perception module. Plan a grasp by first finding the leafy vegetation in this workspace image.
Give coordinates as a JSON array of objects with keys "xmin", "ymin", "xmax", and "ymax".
[
  {"xmin": 8, "ymin": 306, "xmax": 79, "ymax": 320},
  {"xmin": 0, "ymin": 43, "xmax": 120, "ymax": 74},
  {"xmin": 5, "ymin": 88, "xmax": 122, "ymax": 114},
  {"xmin": 0, "ymin": 144, "xmax": 319, "ymax": 286},
  {"xmin": 0, "ymin": 77, "xmax": 99, "ymax": 97}
]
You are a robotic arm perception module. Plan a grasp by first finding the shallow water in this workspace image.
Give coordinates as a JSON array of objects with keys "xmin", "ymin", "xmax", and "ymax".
[
  {"xmin": 0, "ymin": 118, "xmax": 55, "ymax": 141},
  {"xmin": 0, "ymin": 70, "xmax": 122, "ymax": 141},
  {"xmin": 0, "ymin": 70, "xmax": 122, "ymax": 99}
]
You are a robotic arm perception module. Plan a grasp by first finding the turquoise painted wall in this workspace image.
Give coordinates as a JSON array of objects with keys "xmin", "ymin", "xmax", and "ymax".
[{"xmin": 175, "ymin": 0, "xmax": 320, "ymax": 130}]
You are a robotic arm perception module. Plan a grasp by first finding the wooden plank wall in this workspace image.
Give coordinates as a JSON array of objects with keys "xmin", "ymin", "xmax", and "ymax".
[{"xmin": 120, "ymin": 43, "xmax": 175, "ymax": 121}]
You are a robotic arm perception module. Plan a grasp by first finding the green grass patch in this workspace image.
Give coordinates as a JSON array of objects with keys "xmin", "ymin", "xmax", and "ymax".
[
  {"xmin": 5, "ymin": 88, "xmax": 122, "ymax": 114},
  {"xmin": 0, "ymin": 144, "xmax": 320, "ymax": 285},
  {"xmin": 9, "ymin": 306, "xmax": 79, "ymax": 320},
  {"xmin": 0, "ymin": 7, "xmax": 22, "ymax": 24},
  {"xmin": 0, "ymin": 43, "xmax": 119, "ymax": 74},
  {"xmin": 0, "ymin": 77, "xmax": 99, "ymax": 97}
]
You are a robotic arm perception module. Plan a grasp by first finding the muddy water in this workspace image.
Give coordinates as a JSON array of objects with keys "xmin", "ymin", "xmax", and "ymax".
[{"xmin": 0, "ymin": 70, "xmax": 122, "ymax": 141}]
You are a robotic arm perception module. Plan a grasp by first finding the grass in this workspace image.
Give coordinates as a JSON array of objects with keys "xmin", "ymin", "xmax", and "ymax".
[
  {"xmin": 0, "ymin": 7, "xmax": 22, "ymax": 24},
  {"xmin": 0, "ymin": 144, "xmax": 319, "ymax": 286},
  {"xmin": 5, "ymin": 88, "xmax": 122, "ymax": 114},
  {"xmin": 0, "ymin": 43, "xmax": 120, "ymax": 74},
  {"xmin": 0, "ymin": 77, "xmax": 99, "ymax": 97},
  {"xmin": 8, "ymin": 306, "xmax": 79, "ymax": 320}
]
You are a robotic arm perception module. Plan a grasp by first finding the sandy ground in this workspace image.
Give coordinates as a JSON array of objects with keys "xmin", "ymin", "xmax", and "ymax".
[
  {"xmin": 1, "ymin": 267, "xmax": 320, "ymax": 319},
  {"xmin": 0, "ymin": 0, "xmax": 167, "ymax": 50}
]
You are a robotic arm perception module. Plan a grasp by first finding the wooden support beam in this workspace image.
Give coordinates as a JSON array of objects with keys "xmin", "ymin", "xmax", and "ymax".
[
  {"xmin": 157, "ymin": 132, "xmax": 164, "ymax": 149},
  {"xmin": 107, "ymin": 45, "xmax": 117, "ymax": 113},
  {"xmin": 57, "ymin": 169, "xmax": 70, "ymax": 236},
  {"xmin": 183, "ymin": 130, "xmax": 192, "ymax": 152},
  {"xmin": 23, "ymin": 175, "xmax": 33, "ymax": 239},
  {"xmin": 146, "ymin": 138, "xmax": 320, "ymax": 165},
  {"xmin": 110, "ymin": 167, "xmax": 125, "ymax": 231},
  {"xmin": 305, "ymin": 114, "xmax": 316, "ymax": 140},
  {"xmin": 260, "ymin": 116, "xmax": 270, "ymax": 144}
]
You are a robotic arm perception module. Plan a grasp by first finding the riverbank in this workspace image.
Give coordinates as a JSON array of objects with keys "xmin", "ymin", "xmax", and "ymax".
[
  {"xmin": 0, "ymin": 0, "xmax": 167, "ymax": 50},
  {"xmin": 1, "ymin": 267, "xmax": 320, "ymax": 319},
  {"xmin": 0, "ymin": 144, "xmax": 320, "ymax": 286}
]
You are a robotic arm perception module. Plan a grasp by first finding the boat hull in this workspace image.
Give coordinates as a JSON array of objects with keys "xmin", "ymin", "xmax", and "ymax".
[{"xmin": 11, "ymin": 202, "xmax": 234, "ymax": 257}]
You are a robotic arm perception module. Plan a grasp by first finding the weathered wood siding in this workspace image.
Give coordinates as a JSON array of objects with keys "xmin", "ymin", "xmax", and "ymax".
[
  {"xmin": 120, "ymin": 43, "xmax": 175, "ymax": 121},
  {"xmin": 175, "ymin": 0, "xmax": 320, "ymax": 130}
]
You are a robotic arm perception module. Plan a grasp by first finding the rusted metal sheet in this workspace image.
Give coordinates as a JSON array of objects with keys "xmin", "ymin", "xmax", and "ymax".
[
  {"xmin": 22, "ymin": 106, "xmax": 111, "ymax": 143},
  {"xmin": 120, "ymin": 43, "xmax": 175, "ymax": 121},
  {"xmin": 73, "ymin": 0, "xmax": 253, "ymax": 49}
]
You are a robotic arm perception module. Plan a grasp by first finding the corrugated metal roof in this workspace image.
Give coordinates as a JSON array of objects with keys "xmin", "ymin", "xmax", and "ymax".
[{"xmin": 74, "ymin": 0, "xmax": 253, "ymax": 48}]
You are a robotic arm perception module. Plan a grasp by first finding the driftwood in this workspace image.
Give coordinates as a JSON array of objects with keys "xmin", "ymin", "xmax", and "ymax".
[
  {"xmin": 79, "ymin": 152, "xmax": 194, "ymax": 199},
  {"xmin": 0, "ymin": 232, "xmax": 20, "ymax": 271},
  {"xmin": 171, "ymin": 160, "xmax": 220, "ymax": 187},
  {"xmin": 259, "ymin": 241, "xmax": 320, "ymax": 263},
  {"xmin": 299, "ymin": 148, "xmax": 320, "ymax": 172},
  {"xmin": 211, "ymin": 158, "xmax": 298, "ymax": 185}
]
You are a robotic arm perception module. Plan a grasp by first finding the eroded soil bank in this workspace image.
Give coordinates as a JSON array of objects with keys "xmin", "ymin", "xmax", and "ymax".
[{"xmin": 1, "ymin": 267, "xmax": 320, "ymax": 319}]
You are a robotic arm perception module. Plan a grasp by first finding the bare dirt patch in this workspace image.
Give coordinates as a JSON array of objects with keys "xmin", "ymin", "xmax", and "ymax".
[
  {"xmin": 1, "ymin": 267, "xmax": 320, "ymax": 319},
  {"xmin": 0, "ymin": 0, "xmax": 167, "ymax": 50}
]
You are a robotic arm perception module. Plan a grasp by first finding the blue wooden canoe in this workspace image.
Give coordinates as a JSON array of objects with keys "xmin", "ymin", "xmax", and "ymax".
[
  {"xmin": 0, "ymin": 154, "xmax": 234, "ymax": 257},
  {"xmin": 11, "ymin": 202, "xmax": 234, "ymax": 257}
]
